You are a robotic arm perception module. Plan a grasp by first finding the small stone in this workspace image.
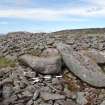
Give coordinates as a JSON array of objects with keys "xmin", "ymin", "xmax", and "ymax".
[
  {"xmin": 24, "ymin": 71, "xmax": 36, "ymax": 78},
  {"xmin": 65, "ymin": 99, "xmax": 79, "ymax": 105},
  {"xmin": 40, "ymin": 92, "xmax": 65, "ymax": 101},
  {"xmin": 26, "ymin": 99, "xmax": 33, "ymax": 105},
  {"xmin": 22, "ymin": 90, "xmax": 33, "ymax": 98},
  {"xmin": 40, "ymin": 86, "xmax": 52, "ymax": 93},
  {"xmin": 44, "ymin": 75, "xmax": 52, "ymax": 81},
  {"xmin": 40, "ymin": 103, "xmax": 52, "ymax": 105},
  {"xmin": 3, "ymin": 84, "xmax": 13, "ymax": 99},
  {"xmin": 1, "ymin": 78, "xmax": 13, "ymax": 86},
  {"xmin": 32, "ymin": 89, "xmax": 40, "ymax": 101},
  {"xmin": 47, "ymin": 39, "xmax": 54, "ymax": 45},
  {"xmin": 52, "ymin": 78, "xmax": 59, "ymax": 84},
  {"xmin": 76, "ymin": 92, "xmax": 88, "ymax": 105},
  {"xmin": 100, "ymin": 100, "xmax": 105, "ymax": 105},
  {"xmin": 55, "ymin": 100, "xmax": 66, "ymax": 105}
]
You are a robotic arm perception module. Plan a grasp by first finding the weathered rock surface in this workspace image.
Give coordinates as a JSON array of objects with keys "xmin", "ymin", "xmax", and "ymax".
[
  {"xmin": 19, "ymin": 54, "xmax": 62, "ymax": 74},
  {"xmin": 81, "ymin": 50, "xmax": 105, "ymax": 64},
  {"xmin": 41, "ymin": 48, "xmax": 59, "ymax": 57},
  {"xmin": 57, "ymin": 43, "xmax": 105, "ymax": 87},
  {"xmin": 76, "ymin": 92, "xmax": 88, "ymax": 105},
  {"xmin": 3, "ymin": 83, "xmax": 13, "ymax": 99}
]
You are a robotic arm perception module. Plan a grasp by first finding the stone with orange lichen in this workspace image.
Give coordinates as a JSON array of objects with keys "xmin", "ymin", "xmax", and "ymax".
[{"xmin": 63, "ymin": 71, "xmax": 80, "ymax": 92}]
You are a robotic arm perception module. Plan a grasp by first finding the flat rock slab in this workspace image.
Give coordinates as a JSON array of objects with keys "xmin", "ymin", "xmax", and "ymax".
[
  {"xmin": 56, "ymin": 43, "xmax": 105, "ymax": 87},
  {"xmin": 40, "ymin": 92, "xmax": 65, "ymax": 101},
  {"xmin": 19, "ymin": 54, "xmax": 62, "ymax": 74}
]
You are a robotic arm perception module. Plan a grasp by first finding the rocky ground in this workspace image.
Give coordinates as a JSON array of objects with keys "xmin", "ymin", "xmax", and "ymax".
[{"xmin": 1, "ymin": 30, "xmax": 105, "ymax": 105}]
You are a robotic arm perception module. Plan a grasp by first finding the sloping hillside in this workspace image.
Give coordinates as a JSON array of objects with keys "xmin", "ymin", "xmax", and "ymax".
[{"xmin": 53, "ymin": 28, "xmax": 105, "ymax": 36}]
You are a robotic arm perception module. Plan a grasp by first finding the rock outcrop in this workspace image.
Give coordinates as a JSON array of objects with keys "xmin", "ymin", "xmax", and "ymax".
[{"xmin": 57, "ymin": 43, "xmax": 105, "ymax": 87}]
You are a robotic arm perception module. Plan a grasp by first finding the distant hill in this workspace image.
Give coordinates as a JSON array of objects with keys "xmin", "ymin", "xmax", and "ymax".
[
  {"xmin": 1, "ymin": 28, "xmax": 105, "ymax": 37},
  {"xmin": 0, "ymin": 33, "xmax": 5, "ymax": 36},
  {"xmin": 52, "ymin": 28, "xmax": 105, "ymax": 36}
]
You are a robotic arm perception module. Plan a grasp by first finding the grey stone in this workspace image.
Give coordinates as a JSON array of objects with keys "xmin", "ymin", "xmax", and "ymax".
[
  {"xmin": 24, "ymin": 71, "xmax": 36, "ymax": 78},
  {"xmin": 40, "ymin": 86, "xmax": 52, "ymax": 93},
  {"xmin": 19, "ymin": 54, "xmax": 62, "ymax": 74},
  {"xmin": 3, "ymin": 84, "xmax": 13, "ymax": 99},
  {"xmin": 54, "ymin": 103, "xmax": 59, "ymax": 105},
  {"xmin": 14, "ymin": 103, "xmax": 24, "ymax": 105},
  {"xmin": 22, "ymin": 90, "xmax": 33, "ymax": 98},
  {"xmin": 3, "ymin": 94, "xmax": 17, "ymax": 105},
  {"xmin": 52, "ymin": 78, "xmax": 63, "ymax": 91},
  {"xmin": 0, "ymin": 78, "xmax": 13, "ymax": 86},
  {"xmin": 26, "ymin": 99, "xmax": 33, "ymax": 105},
  {"xmin": 57, "ymin": 43, "xmax": 105, "ymax": 87},
  {"xmin": 40, "ymin": 92, "xmax": 65, "ymax": 101},
  {"xmin": 26, "ymin": 85, "xmax": 36, "ymax": 94},
  {"xmin": 39, "ymin": 103, "xmax": 52, "ymax": 105},
  {"xmin": 52, "ymin": 78, "xmax": 59, "ymax": 84},
  {"xmin": 46, "ymin": 38, "xmax": 54, "ymax": 45},
  {"xmin": 65, "ymin": 99, "xmax": 79, "ymax": 105},
  {"xmin": 41, "ymin": 48, "xmax": 59, "ymax": 57},
  {"xmin": 76, "ymin": 92, "xmax": 88, "ymax": 105},
  {"xmin": 100, "ymin": 100, "xmax": 105, "ymax": 105},
  {"xmin": 33, "ymin": 98, "xmax": 43, "ymax": 105},
  {"xmin": 32, "ymin": 89, "xmax": 40, "ymax": 101},
  {"xmin": 44, "ymin": 75, "xmax": 52, "ymax": 81},
  {"xmin": 54, "ymin": 100, "xmax": 66, "ymax": 105}
]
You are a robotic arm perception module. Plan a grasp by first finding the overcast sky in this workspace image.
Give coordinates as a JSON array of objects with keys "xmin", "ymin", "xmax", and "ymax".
[{"xmin": 0, "ymin": 0, "xmax": 105, "ymax": 33}]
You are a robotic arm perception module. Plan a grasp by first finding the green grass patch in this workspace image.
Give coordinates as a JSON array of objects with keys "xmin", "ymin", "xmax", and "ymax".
[{"xmin": 0, "ymin": 56, "xmax": 16, "ymax": 68}]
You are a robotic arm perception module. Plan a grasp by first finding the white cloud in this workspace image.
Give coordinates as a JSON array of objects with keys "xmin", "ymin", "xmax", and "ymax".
[
  {"xmin": 0, "ymin": 8, "xmax": 104, "ymax": 20},
  {"xmin": 0, "ymin": 0, "xmax": 105, "ymax": 21},
  {"xmin": 0, "ymin": 8, "xmax": 85, "ymax": 21},
  {"xmin": 86, "ymin": 0, "xmax": 105, "ymax": 6}
]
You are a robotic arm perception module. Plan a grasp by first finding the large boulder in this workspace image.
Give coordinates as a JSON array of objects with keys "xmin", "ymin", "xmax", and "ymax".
[
  {"xmin": 56, "ymin": 43, "xmax": 105, "ymax": 87},
  {"xmin": 19, "ymin": 54, "xmax": 62, "ymax": 74}
]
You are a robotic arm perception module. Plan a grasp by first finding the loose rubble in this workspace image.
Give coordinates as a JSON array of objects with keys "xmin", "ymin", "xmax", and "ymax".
[{"xmin": 1, "ymin": 31, "xmax": 105, "ymax": 105}]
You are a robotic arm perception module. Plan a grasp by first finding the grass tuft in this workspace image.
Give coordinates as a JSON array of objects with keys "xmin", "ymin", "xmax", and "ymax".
[{"xmin": 0, "ymin": 56, "xmax": 16, "ymax": 68}]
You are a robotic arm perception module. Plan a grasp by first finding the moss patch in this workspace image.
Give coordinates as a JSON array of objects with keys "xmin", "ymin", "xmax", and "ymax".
[{"xmin": 0, "ymin": 56, "xmax": 16, "ymax": 68}]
